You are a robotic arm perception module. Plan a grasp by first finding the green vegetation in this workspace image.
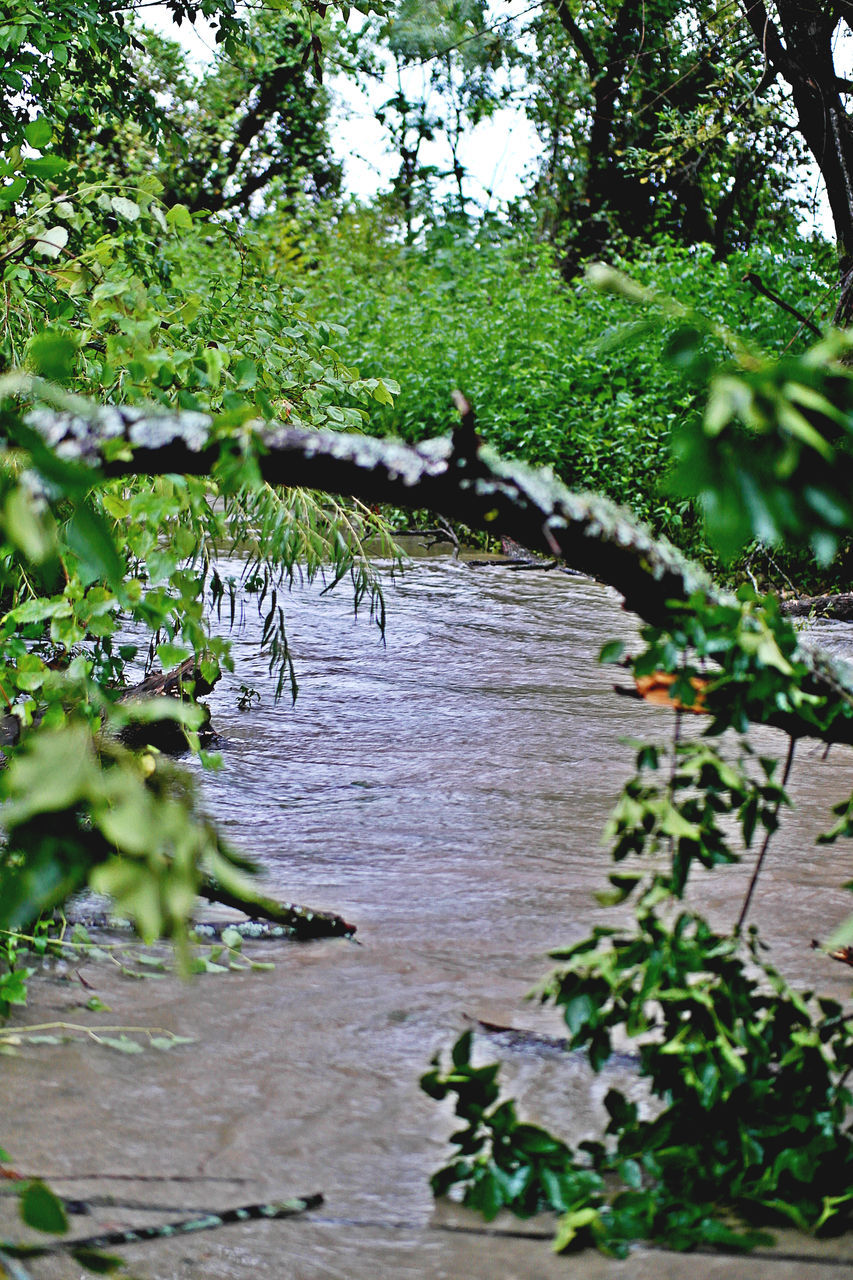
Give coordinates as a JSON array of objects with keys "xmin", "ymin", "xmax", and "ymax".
[
  {"xmin": 424, "ymin": 583, "xmax": 853, "ymax": 1253},
  {"xmin": 5, "ymin": 0, "xmax": 853, "ymax": 1269},
  {"xmin": 301, "ymin": 217, "xmax": 835, "ymax": 560}
]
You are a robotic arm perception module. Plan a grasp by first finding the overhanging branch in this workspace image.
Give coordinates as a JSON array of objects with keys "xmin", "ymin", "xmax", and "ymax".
[
  {"xmin": 26, "ymin": 398, "xmax": 715, "ymax": 627},
  {"xmin": 22, "ymin": 396, "xmax": 853, "ymax": 746}
]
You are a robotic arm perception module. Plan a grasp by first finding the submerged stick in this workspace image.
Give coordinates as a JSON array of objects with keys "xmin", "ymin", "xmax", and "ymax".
[{"xmin": 1, "ymin": 1194, "xmax": 323, "ymax": 1259}]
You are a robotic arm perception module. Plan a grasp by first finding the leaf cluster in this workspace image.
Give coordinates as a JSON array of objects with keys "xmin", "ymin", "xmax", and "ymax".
[
  {"xmin": 424, "ymin": 558, "xmax": 853, "ymax": 1253},
  {"xmin": 426, "ymin": 901, "xmax": 853, "ymax": 1255}
]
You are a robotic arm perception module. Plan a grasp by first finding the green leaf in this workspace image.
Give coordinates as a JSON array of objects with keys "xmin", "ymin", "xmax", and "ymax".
[
  {"xmin": 89, "ymin": 859, "xmax": 166, "ymax": 942},
  {"xmin": 65, "ymin": 503, "xmax": 125, "ymax": 588},
  {"xmin": 599, "ymin": 640, "xmax": 625, "ymax": 665},
  {"xmin": 658, "ymin": 803, "xmax": 701, "ymax": 840},
  {"xmin": 563, "ymin": 993, "xmax": 595, "ymax": 1037},
  {"xmin": 28, "ymin": 328, "xmax": 76, "ymax": 381},
  {"xmin": 32, "ymin": 225, "xmax": 68, "ymax": 258},
  {"xmin": 595, "ymin": 872, "xmax": 643, "ymax": 906},
  {"xmin": 166, "ymin": 203, "xmax": 193, "ymax": 230},
  {"xmin": 20, "ymin": 1180, "xmax": 69, "ymax": 1235},
  {"xmin": 553, "ymin": 1205, "xmax": 599, "ymax": 1252},
  {"xmin": 70, "ymin": 1247, "xmax": 125, "ymax": 1273},
  {"xmin": 451, "ymin": 1030, "xmax": 473, "ymax": 1068},
  {"xmin": 4, "ymin": 484, "xmax": 58, "ymax": 564},
  {"xmin": 0, "ymin": 176, "xmax": 26, "ymax": 209},
  {"xmin": 150, "ymin": 1035, "xmax": 194, "ymax": 1050},
  {"xmin": 155, "ymin": 641, "xmax": 191, "ymax": 669},
  {"xmin": 91, "ymin": 278, "xmax": 130, "ymax": 303},
  {"xmin": 99, "ymin": 1036, "xmax": 144, "ymax": 1054},
  {"xmin": 372, "ymin": 379, "xmax": 396, "ymax": 406},
  {"xmin": 110, "ymin": 195, "xmax": 140, "ymax": 221},
  {"xmin": 618, "ymin": 1158, "xmax": 643, "ymax": 1189},
  {"xmin": 24, "ymin": 117, "xmax": 53, "ymax": 148},
  {"xmin": 3, "ymin": 726, "xmax": 98, "ymax": 821},
  {"xmin": 233, "ymin": 357, "xmax": 258, "ymax": 389},
  {"xmin": 23, "ymin": 156, "xmax": 68, "ymax": 179}
]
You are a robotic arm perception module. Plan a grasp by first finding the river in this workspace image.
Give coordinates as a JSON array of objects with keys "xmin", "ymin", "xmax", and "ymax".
[{"xmin": 3, "ymin": 548, "xmax": 853, "ymax": 1278}]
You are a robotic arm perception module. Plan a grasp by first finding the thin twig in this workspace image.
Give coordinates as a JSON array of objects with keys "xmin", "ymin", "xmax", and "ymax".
[
  {"xmin": 742, "ymin": 271, "xmax": 822, "ymax": 336},
  {"xmin": 735, "ymin": 735, "xmax": 796, "ymax": 933}
]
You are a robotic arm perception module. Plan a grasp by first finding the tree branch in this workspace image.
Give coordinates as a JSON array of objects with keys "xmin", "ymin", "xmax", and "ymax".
[
  {"xmin": 742, "ymin": 270, "xmax": 822, "ymax": 335},
  {"xmin": 738, "ymin": 0, "xmax": 791, "ymax": 78},
  {"xmin": 22, "ymin": 397, "xmax": 853, "ymax": 746},
  {"xmin": 549, "ymin": 0, "xmax": 600, "ymax": 77},
  {"xmin": 26, "ymin": 398, "xmax": 717, "ymax": 626}
]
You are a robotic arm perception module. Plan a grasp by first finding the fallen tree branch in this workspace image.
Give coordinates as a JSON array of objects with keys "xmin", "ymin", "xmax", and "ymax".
[
  {"xmin": 117, "ymin": 657, "xmax": 219, "ymax": 752},
  {"xmin": 781, "ymin": 592, "xmax": 853, "ymax": 621},
  {"xmin": 198, "ymin": 875, "xmax": 356, "ymax": 939},
  {"xmin": 20, "ymin": 394, "xmax": 853, "ymax": 745},
  {"xmin": 120, "ymin": 657, "xmax": 218, "ymax": 702},
  {"xmin": 24, "ymin": 400, "xmax": 720, "ymax": 621},
  {"xmin": 464, "ymin": 557, "xmax": 558, "ymax": 569}
]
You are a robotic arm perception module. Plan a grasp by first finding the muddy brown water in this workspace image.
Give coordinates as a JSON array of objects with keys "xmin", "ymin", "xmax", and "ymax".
[{"xmin": 4, "ymin": 548, "xmax": 853, "ymax": 1279}]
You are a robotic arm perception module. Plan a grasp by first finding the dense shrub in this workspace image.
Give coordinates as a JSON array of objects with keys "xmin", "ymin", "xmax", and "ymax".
[{"xmin": 297, "ymin": 213, "xmax": 834, "ymax": 559}]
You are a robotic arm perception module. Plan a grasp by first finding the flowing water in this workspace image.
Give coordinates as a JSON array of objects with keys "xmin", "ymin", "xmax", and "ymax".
[{"xmin": 5, "ymin": 548, "xmax": 853, "ymax": 1279}]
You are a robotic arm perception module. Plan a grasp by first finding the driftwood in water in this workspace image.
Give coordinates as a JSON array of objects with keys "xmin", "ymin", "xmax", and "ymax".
[
  {"xmin": 0, "ymin": 1194, "xmax": 323, "ymax": 1261},
  {"xmin": 467, "ymin": 1015, "xmax": 570, "ymax": 1055},
  {"xmin": 0, "ymin": 659, "xmax": 218, "ymax": 760},
  {"xmin": 0, "ymin": 713, "xmax": 20, "ymax": 749},
  {"xmin": 117, "ymin": 657, "xmax": 219, "ymax": 753},
  {"xmin": 198, "ymin": 875, "xmax": 356, "ymax": 939},
  {"xmin": 781, "ymin": 592, "xmax": 853, "ymax": 621},
  {"xmin": 66, "ymin": 883, "xmax": 356, "ymax": 940},
  {"xmin": 120, "ymin": 657, "xmax": 218, "ymax": 702}
]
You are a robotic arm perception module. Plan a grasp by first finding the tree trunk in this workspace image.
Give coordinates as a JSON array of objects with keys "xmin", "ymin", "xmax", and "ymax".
[{"xmin": 740, "ymin": 0, "xmax": 853, "ymax": 321}]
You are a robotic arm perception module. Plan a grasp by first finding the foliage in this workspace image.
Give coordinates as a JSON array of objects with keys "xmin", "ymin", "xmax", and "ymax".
[
  {"xmin": 584, "ymin": 259, "xmax": 853, "ymax": 573},
  {"xmin": 425, "ymin": 919, "xmax": 853, "ymax": 1255},
  {"xmin": 424, "ymin": 581, "xmax": 853, "ymax": 1253},
  {"xmin": 670, "ymin": 328, "xmax": 853, "ymax": 565},
  {"xmin": 516, "ymin": 0, "xmax": 809, "ymax": 269},
  {"xmin": 83, "ymin": 14, "xmax": 343, "ymax": 218},
  {"xmin": 299, "ymin": 215, "xmax": 834, "ymax": 562},
  {"xmin": 347, "ymin": 0, "xmax": 517, "ymax": 233},
  {"xmin": 0, "ymin": 915, "xmax": 273, "ymax": 1041},
  {"xmin": 0, "ymin": 0, "xmax": 388, "ymax": 154},
  {"xmin": 0, "ymin": 0, "xmax": 247, "ymax": 151},
  {"xmin": 0, "ymin": 1161, "xmax": 125, "ymax": 1273},
  {"xmin": 0, "ymin": 4, "xmax": 402, "ymax": 977}
]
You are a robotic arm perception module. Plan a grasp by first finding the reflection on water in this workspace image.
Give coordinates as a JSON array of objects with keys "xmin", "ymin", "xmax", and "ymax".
[{"xmin": 4, "ymin": 551, "xmax": 853, "ymax": 1278}]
